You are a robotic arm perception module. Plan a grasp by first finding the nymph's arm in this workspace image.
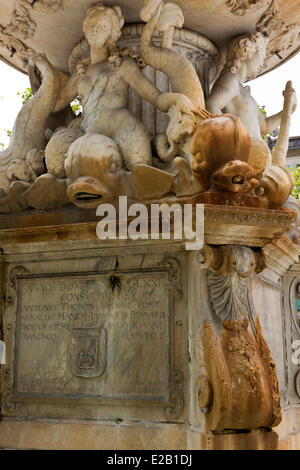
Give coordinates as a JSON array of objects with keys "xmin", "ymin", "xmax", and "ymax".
[
  {"xmin": 206, "ymin": 73, "xmax": 240, "ymax": 114},
  {"xmin": 122, "ymin": 57, "xmax": 160, "ymax": 106},
  {"xmin": 122, "ymin": 57, "xmax": 205, "ymax": 118},
  {"xmin": 264, "ymin": 111, "xmax": 283, "ymax": 135},
  {"xmin": 265, "ymin": 85, "xmax": 297, "ymax": 135},
  {"xmin": 53, "ymin": 72, "xmax": 81, "ymax": 113},
  {"xmin": 28, "ymin": 54, "xmax": 80, "ymax": 113}
]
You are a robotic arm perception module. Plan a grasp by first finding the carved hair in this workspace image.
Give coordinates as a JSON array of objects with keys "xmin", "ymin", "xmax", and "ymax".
[
  {"xmin": 70, "ymin": 4, "xmax": 145, "ymax": 73},
  {"xmin": 226, "ymin": 32, "xmax": 268, "ymax": 74},
  {"xmin": 83, "ymin": 2, "xmax": 125, "ymax": 51}
]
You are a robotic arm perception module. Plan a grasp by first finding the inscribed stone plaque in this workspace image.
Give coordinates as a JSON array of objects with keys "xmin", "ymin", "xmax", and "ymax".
[{"xmin": 13, "ymin": 271, "xmax": 170, "ymax": 401}]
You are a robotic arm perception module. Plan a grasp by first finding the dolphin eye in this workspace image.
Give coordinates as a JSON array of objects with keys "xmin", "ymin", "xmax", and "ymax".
[{"xmin": 232, "ymin": 175, "xmax": 244, "ymax": 184}]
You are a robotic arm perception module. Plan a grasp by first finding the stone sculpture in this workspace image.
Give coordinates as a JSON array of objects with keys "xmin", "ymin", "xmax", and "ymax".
[
  {"xmin": 0, "ymin": 0, "xmax": 297, "ymax": 213},
  {"xmin": 0, "ymin": 0, "xmax": 299, "ymax": 452},
  {"xmin": 0, "ymin": 2, "xmax": 198, "ymax": 210},
  {"xmin": 206, "ymin": 32, "xmax": 274, "ymax": 176},
  {"xmin": 283, "ymin": 196, "xmax": 300, "ymax": 244},
  {"xmin": 0, "ymin": 52, "xmax": 70, "ymax": 212},
  {"xmin": 206, "ymin": 31, "xmax": 297, "ymax": 208},
  {"xmin": 65, "ymin": 2, "xmax": 200, "ymax": 206},
  {"xmin": 190, "ymin": 114, "xmax": 254, "ymax": 194},
  {"xmin": 140, "ymin": 1, "xmax": 208, "ymax": 162},
  {"xmin": 139, "ymin": 0, "xmax": 257, "ymax": 198},
  {"xmin": 200, "ymin": 244, "xmax": 281, "ymax": 432}
]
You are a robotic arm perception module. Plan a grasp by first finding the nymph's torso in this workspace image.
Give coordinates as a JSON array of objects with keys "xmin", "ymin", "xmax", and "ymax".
[
  {"xmin": 224, "ymin": 82, "xmax": 265, "ymax": 141},
  {"xmin": 78, "ymin": 60, "xmax": 129, "ymax": 135}
]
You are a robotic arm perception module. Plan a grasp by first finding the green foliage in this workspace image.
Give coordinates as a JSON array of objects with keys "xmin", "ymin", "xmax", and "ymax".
[
  {"xmin": 17, "ymin": 87, "xmax": 82, "ymax": 114},
  {"xmin": 1, "ymin": 89, "xmax": 82, "ymax": 152},
  {"xmin": 17, "ymin": 87, "xmax": 33, "ymax": 104},
  {"xmin": 290, "ymin": 167, "xmax": 300, "ymax": 200},
  {"xmin": 260, "ymin": 105, "xmax": 266, "ymax": 116},
  {"xmin": 260, "ymin": 106, "xmax": 268, "ymax": 140}
]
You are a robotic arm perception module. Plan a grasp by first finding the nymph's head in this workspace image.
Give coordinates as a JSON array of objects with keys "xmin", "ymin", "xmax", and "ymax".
[
  {"xmin": 83, "ymin": 2, "xmax": 124, "ymax": 50},
  {"xmin": 226, "ymin": 32, "xmax": 269, "ymax": 79}
]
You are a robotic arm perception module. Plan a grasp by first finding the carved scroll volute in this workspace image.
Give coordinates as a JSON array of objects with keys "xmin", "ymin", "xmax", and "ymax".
[
  {"xmin": 200, "ymin": 245, "xmax": 281, "ymax": 432},
  {"xmin": 1, "ymin": 366, "xmax": 23, "ymax": 415},
  {"xmin": 9, "ymin": 265, "xmax": 29, "ymax": 288}
]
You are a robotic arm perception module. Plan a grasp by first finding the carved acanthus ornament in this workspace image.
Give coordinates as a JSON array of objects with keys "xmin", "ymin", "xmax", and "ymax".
[
  {"xmin": 256, "ymin": 0, "xmax": 282, "ymax": 36},
  {"xmin": 267, "ymin": 22, "xmax": 300, "ymax": 60},
  {"xmin": 4, "ymin": 0, "xmax": 36, "ymax": 40},
  {"xmin": 225, "ymin": 0, "xmax": 271, "ymax": 16},
  {"xmin": 0, "ymin": 0, "xmax": 64, "ymax": 62},
  {"xmin": 34, "ymin": 0, "xmax": 64, "ymax": 13},
  {"xmin": 200, "ymin": 245, "xmax": 281, "ymax": 432},
  {"xmin": 255, "ymin": 0, "xmax": 300, "ymax": 66},
  {"xmin": 0, "ymin": 25, "xmax": 35, "ymax": 62}
]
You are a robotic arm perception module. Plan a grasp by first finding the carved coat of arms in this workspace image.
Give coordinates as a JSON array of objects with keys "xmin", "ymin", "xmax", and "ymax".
[{"xmin": 71, "ymin": 327, "xmax": 107, "ymax": 378}]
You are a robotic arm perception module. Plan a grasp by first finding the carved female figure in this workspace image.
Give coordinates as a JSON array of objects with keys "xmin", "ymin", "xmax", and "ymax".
[
  {"xmin": 206, "ymin": 33, "xmax": 273, "ymax": 144},
  {"xmin": 0, "ymin": 2, "xmax": 199, "ymax": 209},
  {"xmin": 206, "ymin": 32, "xmax": 296, "ymax": 174},
  {"xmin": 206, "ymin": 32, "xmax": 297, "ymax": 207},
  {"xmin": 52, "ymin": 3, "xmax": 197, "ymax": 170}
]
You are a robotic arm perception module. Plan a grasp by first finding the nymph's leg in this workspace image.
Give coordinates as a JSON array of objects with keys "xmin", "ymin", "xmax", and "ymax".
[{"xmin": 113, "ymin": 110, "xmax": 152, "ymax": 170}]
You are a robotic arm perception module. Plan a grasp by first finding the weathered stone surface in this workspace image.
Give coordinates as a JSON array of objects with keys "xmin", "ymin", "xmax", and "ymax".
[
  {"xmin": 0, "ymin": 0, "xmax": 299, "ymax": 451},
  {"xmin": 0, "ymin": 419, "xmax": 187, "ymax": 450},
  {"xmin": 0, "ymin": 0, "xmax": 298, "ymax": 76},
  {"xmin": 1, "ymin": 240, "xmax": 187, "ymax": 422},
  {"xmin": 0, "ymin": 2, "xmax": 297, "ymax": 213},
  {"xmin": 0, "ymin": 225, "xmax": 298, "ymax": 448},
  {"xmin": 0, "ymin": 204, "xmax": 294, "ymax": 247},
  {"xmin": 0, "ymin": 418, "xmax": 280, "ymax": 450},
  {"xmin": 14, "ymin": 272, "xmax": 169, "ymax": 399}
]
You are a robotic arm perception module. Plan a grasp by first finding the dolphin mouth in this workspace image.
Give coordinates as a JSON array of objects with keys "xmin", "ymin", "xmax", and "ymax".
[
  {"xmin": 75, "ymin": 192, "xmax": 103, "ymax": 201},
  {"xmin": 67, "ymin": 177, "xmax": 110, "ymax": 208}
]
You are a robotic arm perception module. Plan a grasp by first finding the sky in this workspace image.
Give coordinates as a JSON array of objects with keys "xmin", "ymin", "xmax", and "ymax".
[{"xmin": 0, "ymin": 53, "xmax": 299, "ymax": 147}]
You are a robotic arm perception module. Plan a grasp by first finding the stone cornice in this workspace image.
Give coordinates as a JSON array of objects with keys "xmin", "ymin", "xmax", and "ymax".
[
  {"xmin": 262, "ymin": 235, "xmax": 300, "ymax": 276},
  {"xmin": 0, "ymin": 204, "xmax": 294, "ymax": 248}
]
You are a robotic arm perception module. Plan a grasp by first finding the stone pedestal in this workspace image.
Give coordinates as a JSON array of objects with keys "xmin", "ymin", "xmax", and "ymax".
[{"xmin": 0, "ymin": 205, "xmax": 298, "ymax": 450}]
